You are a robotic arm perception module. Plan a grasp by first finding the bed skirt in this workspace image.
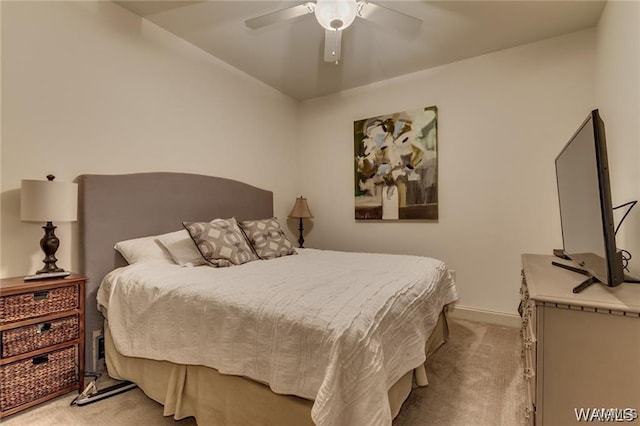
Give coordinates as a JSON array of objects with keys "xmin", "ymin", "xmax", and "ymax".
[{"xmin": 104, "ymin": 310, "xmax": 449, "ymax": 425}]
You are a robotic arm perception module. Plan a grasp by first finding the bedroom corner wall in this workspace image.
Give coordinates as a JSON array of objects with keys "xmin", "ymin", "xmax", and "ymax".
[
  {"xmin": 595, "ymin": 0, "xmax": 640, "ymax": 277},
  {"xmin": 0, "ymin": 1, "xmax": 299, "ymax": 278},
  {"xmin": 297, "ymin": 30, "xmax": 596, "ymax": 315}
]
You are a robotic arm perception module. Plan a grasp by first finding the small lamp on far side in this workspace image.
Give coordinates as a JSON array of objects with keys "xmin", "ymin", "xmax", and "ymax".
[
  {"xmin": 21, "ymin": 175, "xmax": 78, "ymax": 275},
  {"xmin": 288, "ymin": 196, "xmax": 313, "ymax": 248}
]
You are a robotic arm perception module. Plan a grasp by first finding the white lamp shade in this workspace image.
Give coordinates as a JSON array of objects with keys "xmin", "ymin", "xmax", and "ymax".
[
  {"xmin": 21, "ymin": 179, "xmax": 78, "ymax": 222},
  {"xmin": 314, "ymin": 0, "xmax": 358, "ymax": 31}
]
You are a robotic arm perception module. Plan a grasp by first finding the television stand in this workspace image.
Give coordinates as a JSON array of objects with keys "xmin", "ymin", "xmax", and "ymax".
[
  {"xmin": 552, "ymin": 248, "xmax": 570, "ymax": 260},
  {"xmin": 521, "ymin": 254, "xmax": 640, "ymax": 426},
  {"xmin": 552, "ymin": 261, "xmax": 640, "ymax": 292},
  {"xmin": 551, "ymin": 261, "xmax": 599, "ymax": 293}
]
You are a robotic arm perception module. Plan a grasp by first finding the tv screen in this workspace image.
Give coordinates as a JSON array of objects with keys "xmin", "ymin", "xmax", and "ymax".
[{"xmin": 555, "ymin": 109, "xmax": 624, "ymax": 287}]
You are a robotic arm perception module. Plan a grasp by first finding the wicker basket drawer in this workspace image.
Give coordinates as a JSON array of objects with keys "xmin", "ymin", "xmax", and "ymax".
[
  {"xmin": 1, "ymin": 316, "xmax": 79, "ymax": 359},
  {"xmin": 0, "ymin": 285, "xmax": 78, "ymax": 324},
  {"xmin": 0, "ymin": 346, "xmax": 77, "ymax": 412}
]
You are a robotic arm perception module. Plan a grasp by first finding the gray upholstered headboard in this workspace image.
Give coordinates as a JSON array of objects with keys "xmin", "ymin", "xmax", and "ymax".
[{"xmin": 78, "ymin": 172, "xmax": 273, "ymax": 367}]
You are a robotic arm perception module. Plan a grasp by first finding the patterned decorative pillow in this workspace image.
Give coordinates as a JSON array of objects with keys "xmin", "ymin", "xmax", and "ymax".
[
  {"xmin": 183, "ymin": 218, "xmax": 258, "ymax": 267},
  {"xmin": 239, "ymin": 217, "xmax": 297, "ymax": 260}
]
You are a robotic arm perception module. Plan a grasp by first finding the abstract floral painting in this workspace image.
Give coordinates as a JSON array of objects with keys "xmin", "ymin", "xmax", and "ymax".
[{"xmin": 354, "ymin": 106, "xmax": 438, "ymax": 220}]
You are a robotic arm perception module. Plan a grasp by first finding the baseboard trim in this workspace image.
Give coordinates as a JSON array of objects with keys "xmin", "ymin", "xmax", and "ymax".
[{"xmin": 448, "ymin": 305, "xmax": 521, "ymax": 328}]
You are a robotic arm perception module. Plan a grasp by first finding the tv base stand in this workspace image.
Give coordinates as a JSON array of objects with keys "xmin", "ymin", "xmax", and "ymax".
[{"xmin": 550, "ymin": 261, "xmax": 599, "ymax": 293}]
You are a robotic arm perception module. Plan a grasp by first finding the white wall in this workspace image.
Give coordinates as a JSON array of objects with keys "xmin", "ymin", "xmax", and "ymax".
[
  {"xmin": 1, "ymin": 2, "xmax": 613, "ymax": 317},
  {"xmin": 595, "ymin": 0, "xmax": 640, "ymax": 277},
  {"xmin": 297, "ymin": 30, "xmax": 596, "ymax": 314},
  {"xmin": 0, "ymin": 1, "xmax": 299, "ymax": 277}
]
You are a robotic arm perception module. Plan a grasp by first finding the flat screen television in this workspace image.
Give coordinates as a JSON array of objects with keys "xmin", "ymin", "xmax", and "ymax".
[{"xmin": 555, "ymin": 109, "xmax": 625, "ymax": 288}]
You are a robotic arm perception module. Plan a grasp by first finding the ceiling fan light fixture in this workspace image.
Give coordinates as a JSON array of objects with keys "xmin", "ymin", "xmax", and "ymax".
[{"xmin": 314, "ymin": 0, "xmax": 358, "ymax": 31}]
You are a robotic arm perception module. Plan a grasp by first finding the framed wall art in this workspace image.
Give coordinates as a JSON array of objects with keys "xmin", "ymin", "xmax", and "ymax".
[{"xmin": 354, "ymin": 105, "xmax": 438, "ymax": 220}]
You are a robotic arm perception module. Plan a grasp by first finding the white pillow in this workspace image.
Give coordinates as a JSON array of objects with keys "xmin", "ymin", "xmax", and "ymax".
[
  {"xmin": 155, "ymin": 229, "xmax": 206, "ymax": 267},
  {"xmin": 114, "ymin": 235, "xmax": 175, "ymax": 264}
]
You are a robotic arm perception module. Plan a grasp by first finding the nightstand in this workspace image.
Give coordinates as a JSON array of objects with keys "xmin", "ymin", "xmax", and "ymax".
[{"xmin": 0, "ymin": 274, "xmax": 86, "ymax": 418}]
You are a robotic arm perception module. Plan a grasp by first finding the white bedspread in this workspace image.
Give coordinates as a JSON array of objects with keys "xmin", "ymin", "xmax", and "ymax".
[{"xmin": 97, "ymin": 248, "xmax": 458, "ymax": 426}]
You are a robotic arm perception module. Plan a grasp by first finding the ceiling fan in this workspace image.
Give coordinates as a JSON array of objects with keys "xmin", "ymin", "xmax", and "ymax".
[{"xmin": 245, "ymin": 0, "xmax": 422, "ymax": 64}]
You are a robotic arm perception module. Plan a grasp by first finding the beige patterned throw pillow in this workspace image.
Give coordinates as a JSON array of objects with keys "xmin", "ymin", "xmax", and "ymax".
[
  {"xmin": 239, "ymin": 217, "xmax": 296, "ymax": 260},
  {"xmin": 183, "ymin": 218, "xmax": 258, "ymax": 267}
]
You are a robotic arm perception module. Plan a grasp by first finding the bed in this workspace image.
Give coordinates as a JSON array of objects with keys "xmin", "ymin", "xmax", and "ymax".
[{"xmin": 78, "ymin": 172, "xmax": 458, "ymax": 426}]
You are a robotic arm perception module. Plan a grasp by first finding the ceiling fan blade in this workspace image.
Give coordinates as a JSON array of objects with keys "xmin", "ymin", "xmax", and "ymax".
[
  {"xmin": 324, "ymin": 30, "xmax": 343, "ymax": 63},
  {"xmin": 245, "ymin": 2, "xmax": 315, "ymax": 29},
  {"xmin": 357, "ymin": 1, "xmax": 422, "ymax": 34}
]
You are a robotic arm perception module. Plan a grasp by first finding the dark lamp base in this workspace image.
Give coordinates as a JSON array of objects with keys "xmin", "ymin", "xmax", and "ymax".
[
  {"xmin": 36, "ymin": 265, "xmax": 65, "ymax": 274},
  {"xmin": 37, "ymin": 221, "xmax": 65, "ymax": 274},
  {"xmin": 297, "ymin": 217, "xmax": 305, "ymax": 249}
]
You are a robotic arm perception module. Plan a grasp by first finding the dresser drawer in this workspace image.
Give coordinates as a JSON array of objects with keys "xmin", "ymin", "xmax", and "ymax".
[
  {"xmin": 0, "ymin": 345, "xmax": 78, "ymax": 412},
  {"xmin": 1, "ymin": 316, "xmax": 79, "ymax": 359},
  {"xmin": 0, "ymin": 285, "xmax": 78, "ymax": 324}
]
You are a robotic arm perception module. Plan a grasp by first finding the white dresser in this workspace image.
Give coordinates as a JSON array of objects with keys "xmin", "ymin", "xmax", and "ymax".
[{"xmin": 520, "ymin": 254, "xmax": 640, "ymax": 426}]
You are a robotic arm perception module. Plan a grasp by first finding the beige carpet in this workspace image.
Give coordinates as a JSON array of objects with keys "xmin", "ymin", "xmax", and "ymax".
[
  {"xmin": 394, "ymin": 318, "xmax": 527, "ymax": 426},
  {"xmin": 2, "ymin": 318, "xmax": 525, "ymax": 426}
]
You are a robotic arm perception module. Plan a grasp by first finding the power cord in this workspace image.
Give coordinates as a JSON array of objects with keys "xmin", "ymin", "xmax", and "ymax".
[
  {"xmin": 621, "ymin": 249, "xmax": 632, "ymax": 273},
  {"xmin": 613, "ymin": 200, "xmax": 637, "ymax": 275},
  {"xmin": 69, "ymin": 372, "xmax": 102, "ymax": 406},
  {"xmin": 70, "ymin": 381, "xmax": 97, "ymax": 406},
  {"xmin": 84, "ymin": 371, "xmax": 100, "ymax": 381},
  {"xmin": 613, "ymin": 200, "xmax": 637, "ymax": 235}
]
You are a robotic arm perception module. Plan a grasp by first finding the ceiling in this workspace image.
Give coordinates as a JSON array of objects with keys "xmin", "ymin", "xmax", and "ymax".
[{"xmin": 115, "ymin": 1, "xmax": 606, "ymax": 101}]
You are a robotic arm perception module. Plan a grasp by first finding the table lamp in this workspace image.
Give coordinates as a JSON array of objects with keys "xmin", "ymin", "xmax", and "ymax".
[
  {"xmin": 21, "ymin": 175, "xmax": 78, "ymax": 274},
  {"xmin": 288, "ymin": 196, "xmax": 313, "ymax": 248}
]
